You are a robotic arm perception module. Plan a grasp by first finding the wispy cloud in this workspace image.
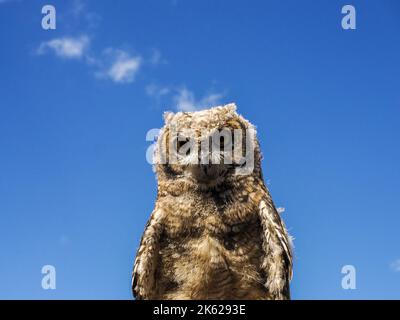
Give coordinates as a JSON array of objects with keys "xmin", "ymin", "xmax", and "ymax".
[
  {"xmin": 390, "ymin": 259, "xmax": 400, "ymax": 272},
  {"xmin": 149, "ymin": 49, "xmax": 166, "ymax": 65},
  {"xmin": 34, "ymin": 0, "xmax": 159, "ymax": 86},
  {"xmin": 173, "ymin": 87, "xmax": 225, "ymax": 111},
  {"xmin": 37, "ymin": 36, "xmax": 143, "ymax": 84},
  {"xmin": 69, "ymin": 0, "xmax": 101, "ymax": 29},
  {"xmin": 146, "ymin": 84, "xmax": 226, "ymax": 111},
  {"xmin": 146, "ymin": 84, "xmax": 170, "ymax": 98},
  {"xmin": 37, "ymin": 35, "xmax": 90, "ymax": 59},
  {"xmin": 146, "ymin": 84, "xmax": 171, "ymax": 106},
  {"xmin": 71, "ymin": 0, "xmax": 85, "ymax": 17},
  {"xmin": 96, "ymin": 49, "xmax": 142, "ymax": 83}
]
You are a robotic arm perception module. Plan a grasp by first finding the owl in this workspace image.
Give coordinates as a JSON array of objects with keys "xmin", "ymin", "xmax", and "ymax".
[{"xmin": 132, "ymin": 103, "xmax": 293, "ymax": 300}]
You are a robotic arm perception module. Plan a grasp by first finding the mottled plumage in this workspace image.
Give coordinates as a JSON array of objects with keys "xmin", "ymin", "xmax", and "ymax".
[{"xmin": 132, "ymin": 103, "xmax": 293, "ymax": 300}]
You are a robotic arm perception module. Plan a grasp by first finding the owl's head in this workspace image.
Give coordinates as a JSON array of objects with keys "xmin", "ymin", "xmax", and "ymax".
[{"xmin": 154, "ymin": 103, "xmax": 262, "ymax": 190}]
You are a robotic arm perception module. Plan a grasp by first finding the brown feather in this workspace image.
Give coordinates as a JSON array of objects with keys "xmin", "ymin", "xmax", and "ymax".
[{"xmin": 132, "ymin": 103, "xmax": 293, "ymax": 300}]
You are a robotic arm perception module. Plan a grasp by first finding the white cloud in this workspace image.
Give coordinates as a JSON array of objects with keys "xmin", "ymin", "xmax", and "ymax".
[
  {"xmin": 146, "ymin": 84, "xmax": 170, "ymax": 97},
  {"xmin": 145, "ymin": 84, "xmax": 171, "ymax": 107},
  {"xmin": 71, "ymin": 0, "xmax": 85, "ymax": 17},
  {"xmin": 108, "ymin": 56, "xmax": 141, "ymax": 83},
  {"xmin": 173, "ymin": 88, "xmax": 196, "ymax": 111},
  {"xmin": 390, "ymin": 259, "xmax": 400, "ymax": 272},
  {"xmin": 69, "ymin": 0, "xmax": 102, "ymax": 29},
  {"xmin": 97, "ymin": 49, "xmax": 142, "ymax": 83},
  {"xmin": 37, "ymin": 35, "xmax": 89, "ymax": 59},
  {"xmin": 173, "ymin": 87, "xmax": 224, "ymax": 111},
  {"xmin": 199, "ymin": 92, "xmax": 225, "ymax": 107},
  {"xmin": 37, "ymin": 37, "xmax": 143, "ymax": 84},
  {"xmin": 149, "ymin": 49, "xmax": 166, "ymax": 65}
]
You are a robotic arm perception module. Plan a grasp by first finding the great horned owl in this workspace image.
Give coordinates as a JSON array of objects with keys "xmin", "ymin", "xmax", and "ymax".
[{"xmin": 132, "ymin": 103, "xmax": 293, "ymax": 300}]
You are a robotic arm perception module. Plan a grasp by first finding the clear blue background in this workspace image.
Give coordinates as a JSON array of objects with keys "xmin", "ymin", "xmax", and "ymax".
[{"xmin": 0, "ymin": 0, "xmax": 399, "ymax": 299}]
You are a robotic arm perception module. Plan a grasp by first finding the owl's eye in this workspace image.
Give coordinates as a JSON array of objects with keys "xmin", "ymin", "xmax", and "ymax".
[
  {"xmin": 177, "ymin": 137, "xmax": 190, "ymax": 155},
  {"xmin": 219, "ymin": 136, "xmax": 225, "ymax": 148}
]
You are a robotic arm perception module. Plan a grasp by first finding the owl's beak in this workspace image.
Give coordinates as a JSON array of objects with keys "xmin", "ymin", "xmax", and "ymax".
[
  {"xmin": 200, "ymin": 164, "xmax": 212, "ymax": 175},
  {"xmin": 189, "ymin": 163, "xmax": 223, "ymax": 183}
]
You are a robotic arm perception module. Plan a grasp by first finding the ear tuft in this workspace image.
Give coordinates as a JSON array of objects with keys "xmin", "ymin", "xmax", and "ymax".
[{"xmin": 163, "ymin": 111, "xmax": 174, "ymax": 123}]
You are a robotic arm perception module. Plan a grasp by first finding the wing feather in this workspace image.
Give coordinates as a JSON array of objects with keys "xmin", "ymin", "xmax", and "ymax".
[
  {"xmin": 132, "ymin": 208, "xmax": 164, "ymax": 299},
  {"xmin": 258, "ymin": 198, "xmax": 293, "ymax": 299}
]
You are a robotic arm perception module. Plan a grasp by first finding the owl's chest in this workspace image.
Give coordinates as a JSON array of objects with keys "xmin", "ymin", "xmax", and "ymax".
[
  {"xmin": 157, "ymin": 192, "xmax": 264, "ymax": 298},
  {"xmin": 160, "ymin": 193, "xmax": 258, "ymax": 239}
]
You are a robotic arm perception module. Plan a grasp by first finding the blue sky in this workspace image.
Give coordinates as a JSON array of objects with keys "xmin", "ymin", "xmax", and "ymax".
[{"xmin": 0, "ymin": 0, "xmax": 399, "ymax": 299}]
